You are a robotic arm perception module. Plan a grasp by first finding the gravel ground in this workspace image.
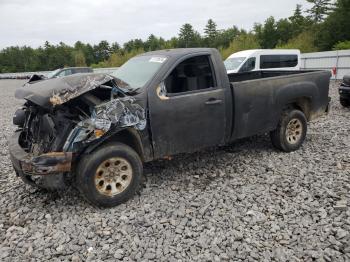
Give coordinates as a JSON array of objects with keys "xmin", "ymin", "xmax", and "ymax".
[{"xmin": 0, "ymin": 80, "xmax": 349, "ymax": 261}]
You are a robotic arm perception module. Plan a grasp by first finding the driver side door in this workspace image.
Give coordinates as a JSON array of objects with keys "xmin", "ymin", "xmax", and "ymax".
[{"xmin": 148, "ymin": 54, "xmax": 226, "ymax": 158}]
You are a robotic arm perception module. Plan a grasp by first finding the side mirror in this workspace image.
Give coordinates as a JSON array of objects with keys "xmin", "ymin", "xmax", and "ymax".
[{"xmin": 156, "ymin": 82, "xmax": 169, "ymax": 100}]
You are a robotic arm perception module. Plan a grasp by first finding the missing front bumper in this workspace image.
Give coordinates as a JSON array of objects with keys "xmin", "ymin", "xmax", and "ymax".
[{"xmin": 9, "ymin": 131, "xmax": 73, "ymax": 176}]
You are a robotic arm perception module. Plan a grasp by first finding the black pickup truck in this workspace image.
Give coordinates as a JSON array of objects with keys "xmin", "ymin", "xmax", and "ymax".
[{"xmin": 9, "ymin": 48, "xmax": 331, "ymax": 207}]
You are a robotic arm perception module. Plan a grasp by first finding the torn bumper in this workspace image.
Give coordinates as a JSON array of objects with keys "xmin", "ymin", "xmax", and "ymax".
[{"xmin": 9, "ymin": 131, "xmax": 72, "ymax": 177}]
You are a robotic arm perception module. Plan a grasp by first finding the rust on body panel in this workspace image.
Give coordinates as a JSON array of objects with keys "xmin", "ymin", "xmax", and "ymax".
[{"xmin": 21, "ymin": 152, "xmax": 73, "ymax": 175}]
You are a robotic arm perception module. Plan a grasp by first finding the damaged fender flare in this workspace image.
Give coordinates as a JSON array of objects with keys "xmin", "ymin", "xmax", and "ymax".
[{"xmin": 82, "ymin": 128, "xmax": 145, "ymax": 162}]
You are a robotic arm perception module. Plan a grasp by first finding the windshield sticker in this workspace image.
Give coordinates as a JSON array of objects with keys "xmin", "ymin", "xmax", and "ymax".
[{"xmin": 149, "ymin": 57, "xmax": 167, "ymax": 63}]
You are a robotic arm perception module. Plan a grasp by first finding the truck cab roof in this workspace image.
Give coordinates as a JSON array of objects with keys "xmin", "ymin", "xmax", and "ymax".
[{"xmin": 139, "ymin": 48, "xmax": 216, "ymax": 59}]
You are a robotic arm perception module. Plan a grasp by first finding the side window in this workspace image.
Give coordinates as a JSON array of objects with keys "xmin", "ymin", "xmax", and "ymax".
[
  {"xmin": 57, "ymin": 69, "xmax": 72, "ymax": 77},
  {"xmin": 260, "ymin": 55, "xmax": 298, "ymax": 69},
  {"xmin": 164, "ymin": 55, "xmax": 216, "ymax": 94},
  {"xmin": 239, "ymin": 57, "xmax": 256, "ymax": 72},
  {"xmin": 64, "ymin": 69, "xmax": 72, "ymax": 76},
  {"xmin": 57, "ymin": 70, "xmax": 66, "ymax": 77}
]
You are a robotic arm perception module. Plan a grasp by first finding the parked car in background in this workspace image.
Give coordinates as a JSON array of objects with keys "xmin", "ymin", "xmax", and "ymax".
[
  {"xmin": 27, "ymin": 67, "xmax": 93, "ymax": 83},
  {"xmin": 224, "ymin": 49, "xmax": 301, "ymax": 74},
  {"xmin": 46, "ymin": 67, "xmax": 93, "ymax": 79},
  {"xmin": 339, "ymin": 74, "xmax": 350, "ymax": 107}
]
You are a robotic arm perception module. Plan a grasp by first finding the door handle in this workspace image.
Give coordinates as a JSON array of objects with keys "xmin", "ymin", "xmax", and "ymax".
[{"xmin": 205, "ymin": 99, "xmax": 223, "ymax": 105}]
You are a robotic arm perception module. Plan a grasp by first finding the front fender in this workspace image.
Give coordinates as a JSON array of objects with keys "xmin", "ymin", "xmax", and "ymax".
[{"xmin": 82, "ymin": 127, "xmax": 148, "ymax": 162}]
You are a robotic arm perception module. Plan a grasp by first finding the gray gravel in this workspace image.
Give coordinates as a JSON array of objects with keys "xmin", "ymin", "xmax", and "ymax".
[{"xmin": 0, "ymin": 80, "xmax": 349, "ymax": 261}]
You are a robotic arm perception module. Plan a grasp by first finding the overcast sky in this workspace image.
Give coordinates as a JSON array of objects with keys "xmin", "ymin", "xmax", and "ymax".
[{"xmin": 0, "ymin": 0, "xmax": 311, "ymax": 49}]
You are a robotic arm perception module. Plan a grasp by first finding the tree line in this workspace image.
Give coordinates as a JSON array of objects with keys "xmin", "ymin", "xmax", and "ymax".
[{"xmin": 0, "ymin": 0, "xmax": 349, "ymax": 73}]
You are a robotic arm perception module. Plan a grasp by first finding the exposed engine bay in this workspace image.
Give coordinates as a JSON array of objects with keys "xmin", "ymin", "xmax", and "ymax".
[{"xmin": 11, "ymin": 73, "xmax": 146, "ymax": 188}]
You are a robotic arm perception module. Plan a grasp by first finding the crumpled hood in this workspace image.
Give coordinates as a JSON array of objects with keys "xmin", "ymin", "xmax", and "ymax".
[{"xmin": 15, "ymin": 73, "xmax": 128, "ymax": 109}]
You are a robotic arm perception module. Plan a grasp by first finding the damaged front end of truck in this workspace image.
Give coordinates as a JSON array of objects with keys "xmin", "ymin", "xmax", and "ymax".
[{"xmin": 9, "ymin": 73, "xmax": 146, "ymax": 189}]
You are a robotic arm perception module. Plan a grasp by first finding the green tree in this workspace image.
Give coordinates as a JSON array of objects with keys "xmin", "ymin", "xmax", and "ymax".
[
  {"xmin": 144, "ymin": 34, "xmax": 165, "ymax": 51},
  {"xmin": 83, "ymin": 43, "xmax": 96, "ymax": 65},
  {"xmin": 306, "ymin": 0, "xmax": 332, "ymax": 23},
  {"xmin": 290, "ymin": 4, "xmax": 304, "ymax": 24},
  {"xmin": 215, "ymin": 26, "xmax": 241, "ymax": 48},
  {"xmin": 316, "ymin": 0, "xmax": 350, "ymax": 50},
  {"xmin": 110, "ymin": 42, "xmax": 120, "ymax": 53},
  {"xmin": 38, "ymin": 41, "xmax": 74, "ymax": 70},
  {"xmin": 92, "ymin": 48, "xmax": 145, "ymax": 68},
  {"xmin": 204, "ymin": 19, "xmax": 218, "ymax": 38},
  {"xmin": 204, "ymin": 19, "xmax": 218, "ymax": 47},
  {"xmin": 178, "ymin": 23, "xmax": 202, "ymax": 48},
  {"xmin": 93, "ymin": 40, "xmax": 111, "ymax": 62},
  {"xmin": 74, "ymin": 41, "xmax": 95, "ymax": 65},
  {"xmin": 123, "ymin": 39, "xmax": 144, "ymax": 52},
  {"xmin": 277, "ymin": 31, "xmax": 318, "ymax": 53},
  {"xmin": 74, "ymin": 50, "xmax": 87, "ymax": 66},
  {"xmin": 254, "ymin": 16, "xmax": 279, "ymax": 48},
  {"xmin": 220, "ymin": 33, "xmax": 260, "ymax": 59},
  {"xmin": 333, "ymin": 41, "xmax": 350, "ymax": 50},
  {"xmin": 163, "ymin": 37, "xmax": 179, "ymax": 49},
  {"xmin": 276, "ymin": 18, "xmax": 294, "ymax": 45},
  {"xmin": 0, "ymin": 46, "xmax": 38, "ymax": 72},
  {"xmin": 289, "ymin": 4, "xmax": 310, "ymax": 36}
]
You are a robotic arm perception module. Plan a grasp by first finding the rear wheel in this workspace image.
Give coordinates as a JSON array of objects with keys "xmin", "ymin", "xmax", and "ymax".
[
  {"xmin": 340, "ymin": 98, "xmax": 350, "ymax": 107},
  {"xmin": 76, "ymin": 143, "xmax": 143, "ymax": 207},
  {"xmin": 270, "ymin": 109, "xmax": 307, "ymax": 152}
]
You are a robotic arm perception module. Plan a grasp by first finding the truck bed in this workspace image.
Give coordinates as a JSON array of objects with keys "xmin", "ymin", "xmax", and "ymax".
[
  {"xmin": 228, "ymin": 70, "xmax": 320, "ymax": 83},
  {"xmin": 227, "ymin": 70, "xmax": 331, "ymax": 141}
]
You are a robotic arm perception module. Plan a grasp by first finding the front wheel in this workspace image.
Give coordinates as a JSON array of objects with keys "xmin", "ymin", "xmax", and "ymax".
[
  {"xmin": 76, "ymin": 142, "xmax": 143, "ymax": 207},
  {"xmin": 270, "ymin": 109, "xmax": 307, "ymax": 152}
]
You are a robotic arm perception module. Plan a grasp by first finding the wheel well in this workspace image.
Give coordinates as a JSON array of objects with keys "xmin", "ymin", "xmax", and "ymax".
[
  {"xmin": 287, "ymin": 97, "xmax": 311, "ymax": 120},
  {"xmin": 102, "ymin": 129, "xmax": 144, "ymax": 162}
]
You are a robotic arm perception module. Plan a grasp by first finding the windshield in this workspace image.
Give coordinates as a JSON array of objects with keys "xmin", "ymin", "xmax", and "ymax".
[
  {"xmin": 47, "ymin": 69, "xmax": 61, "ymax": 78},
  {"xmin": 112, "ymin": 55, "xmax": 167, "ymax": 88},
  {"xmin": 224, "ymin": 57, "xmax": 246, "ymax": 71}
]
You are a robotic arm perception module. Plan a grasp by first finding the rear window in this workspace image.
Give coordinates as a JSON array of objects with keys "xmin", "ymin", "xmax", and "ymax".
[{"xmin": 260, "ymin": 55, "xmax": 298, "ymax": 69}]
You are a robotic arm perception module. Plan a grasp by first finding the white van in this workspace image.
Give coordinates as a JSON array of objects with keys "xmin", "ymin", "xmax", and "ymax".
[{"xmin": 224, "ymin": 49, "xmax": 301, "ymax": 74}]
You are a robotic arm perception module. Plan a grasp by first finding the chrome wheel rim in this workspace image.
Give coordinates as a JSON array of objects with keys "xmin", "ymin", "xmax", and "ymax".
[
  {"xmin": 95, "ymin": 157, "xmax": 132, "ymax": 196},
  {"xmin": 286, "ymin": 118, "xmax": 303, "ymax": 145}
]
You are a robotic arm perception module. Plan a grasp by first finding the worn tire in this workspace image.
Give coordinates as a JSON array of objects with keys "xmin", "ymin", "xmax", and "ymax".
[
  {"xmin": 76, "ymin": 142, "xmax": 143, "ymax": 207},
  {"xmin": 270, "ymin": 109, "xmax": 307, "ymax": 152},
  {"xmin": 340, "ymin": 98, "xmax": 350, "ymax": 107}
]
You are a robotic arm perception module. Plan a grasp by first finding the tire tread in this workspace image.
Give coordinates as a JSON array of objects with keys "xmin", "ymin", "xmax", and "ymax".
[
  {"xmin": 76, "ymin": 142, "xmax": 143, "ymax": 207},
  {"xmin": 270, "ymin": 109, "xmax": 307, "ymax": 152}
]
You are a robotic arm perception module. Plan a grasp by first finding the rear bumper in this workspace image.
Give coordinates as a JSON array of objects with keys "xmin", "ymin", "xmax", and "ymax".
[{"xmin": 9, "ymin": 131, "xmax": 73, "ymax": 178}]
